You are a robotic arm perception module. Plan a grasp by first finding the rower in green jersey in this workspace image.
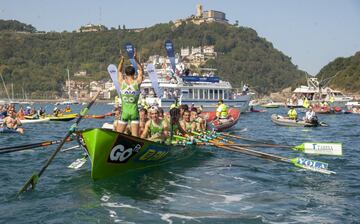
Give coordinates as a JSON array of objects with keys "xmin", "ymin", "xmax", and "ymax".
[
  {"xmin": 116, "ymin": 49, "xmax": 144, "ymax": 137},
  {"xmin": 141, "ymin": 106, "xmax": 168, "ymax": 142}
]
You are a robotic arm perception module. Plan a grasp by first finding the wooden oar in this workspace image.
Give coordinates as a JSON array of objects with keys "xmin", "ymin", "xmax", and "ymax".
[
  {"xmin": 207, "ymin": 141, "xmax": 336, "ymax": 175},
  {"xmin": 219, "ymin": 132, "xmax": 342, "ymax": 156},
  {"xmin": 18, "ymin": 91, "xmax": 101, "ymax": 195},
  {"xmin": 0, "ymin": 138, "xmax": 73, "ymax": 155}
]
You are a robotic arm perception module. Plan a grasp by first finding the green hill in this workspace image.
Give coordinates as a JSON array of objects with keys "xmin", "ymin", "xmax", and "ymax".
[
  {"xmin": 317, "ymin": 51, "xmax": 360, "ymax": 94},
  {"xmin": 0, "ymin": 20, "xmax": 307, "ymax": 98}
]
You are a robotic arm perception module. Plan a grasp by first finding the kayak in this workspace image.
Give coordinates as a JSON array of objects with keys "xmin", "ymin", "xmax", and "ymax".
[
  {"xmin": 84, "ymin": 114, "xmax": 106, "ymax": 119},
  {"xmin": 271, "ymin": 114, "xmax": 326, "ymax": 127},
  {"xmin": 78, "ymin": 128, "xmax": 196, "ymax": 180},
  {"xmin": 47, "ymin": 114, "xmax": 77, "ymax": 121},
  {"xmin": 21, "ymin": 117, "xmax": 50, "ymax": 124},
  {"xmin": 200, "ymin": 108, "xmax": 240, "ymax": 122}
]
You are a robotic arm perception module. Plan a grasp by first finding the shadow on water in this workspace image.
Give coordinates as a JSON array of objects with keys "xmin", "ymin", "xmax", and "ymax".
[{"xmin": 79, "ymin": 150, "xmax": 213, "ymax": 201}]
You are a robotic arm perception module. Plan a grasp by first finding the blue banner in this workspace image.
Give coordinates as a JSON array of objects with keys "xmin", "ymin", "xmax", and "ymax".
[
  {"xmin": 124, "ymin": 42, "xmax": 138, "ymax": 72},
  {"xmin": 165, "ymin": 40, "xmax": 176, "ymax": 73},
  {"xmin": 182, "ymin": 76, "xmax": 220, "ymax": 83}
]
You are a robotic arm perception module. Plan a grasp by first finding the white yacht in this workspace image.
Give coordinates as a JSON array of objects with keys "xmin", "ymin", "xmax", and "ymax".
[
  {"xmin": 140, "ymin": 69, "xmax": 251, "ymax": 113},
  {"xmin": 286, "ymin": 77, "xmax": 353, "ymax": 108}
]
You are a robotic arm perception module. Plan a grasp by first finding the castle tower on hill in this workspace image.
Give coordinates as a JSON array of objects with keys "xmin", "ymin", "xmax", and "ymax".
[
  {"xmin": 175, "ymin": 4, "xmax": 229, "ymax": 27},
  {"xmin": 196, "ymin": 4, "xmax": 203, "ymax": 17}
]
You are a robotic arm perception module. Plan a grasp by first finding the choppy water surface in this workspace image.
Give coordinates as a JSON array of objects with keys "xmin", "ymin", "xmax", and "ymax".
[{"xmin": 1, "ymin": 104, "xmax": 359, "ymax": 223}]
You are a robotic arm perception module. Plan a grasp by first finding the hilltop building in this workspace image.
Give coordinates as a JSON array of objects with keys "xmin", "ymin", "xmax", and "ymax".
[
  {"xmin": 174, "ymin": 4, "xmax": 229, "ymax": 27},
  {"xmin": 77, "ymin": 24, "xmax": 107, "ymax": 33}
]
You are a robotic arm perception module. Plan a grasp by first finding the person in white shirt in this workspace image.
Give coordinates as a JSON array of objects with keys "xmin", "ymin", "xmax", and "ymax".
[{"xmin": 305, "ymin": 106, "xmax": 316, "ymax": 123}]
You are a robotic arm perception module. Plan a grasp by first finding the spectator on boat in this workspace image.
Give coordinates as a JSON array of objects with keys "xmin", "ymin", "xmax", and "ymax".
[
  {"xmin": 287, "ymin": 106, "xmax": 298, "ymax": 120},
  {"xmin": 304, "ymin": 106, "xmax": 316, "ymax": 123},
  {"xmin": 242, "ymin": 84, "xmax": 249, "ymax": 95},
  {"xmin": 16, "ymin": 106, "xmax": 25, "ymax": 120},
  {"xmin": 180, "ymin": 110, "xmax": 196, "ymax": 133},
  {"xmin": 183, "ymin": 68, "xmax": 191, "ymax": 76},
  {"xmin": 216, "ymin": 99, "xmax": 228, "ymax": 120},
  {"xmin": 141, "ymin": 106, "xmax": 168, "ymax": 142},
  {"xmin": 116, "ymin": 49, "xmax": 144, "ymax": 137},
  {"xmin": 303, "ymin": 97, "xmax": 310, "ymax": 108},
  {"xmin": 0, "ymin": 105, "xmax": 8, "ymax": 119},
  {"xmin": 2, "ymin": 109, "xmax": 24, "ymax": 134}
]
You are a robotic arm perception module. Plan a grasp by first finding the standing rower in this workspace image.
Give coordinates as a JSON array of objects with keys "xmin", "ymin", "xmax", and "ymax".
[{"xmin": 116, "ymin": 49, "xmax": 144, "ymax": 136}]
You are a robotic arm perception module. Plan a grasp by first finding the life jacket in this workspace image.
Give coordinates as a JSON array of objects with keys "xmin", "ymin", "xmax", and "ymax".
[
  {"xmin": 216, "ymin": 103, "xmax": 228, "ymax": 119},
  {"xmin": 288, "ymin": 109, "xmax": 297, "ymax": 120}
]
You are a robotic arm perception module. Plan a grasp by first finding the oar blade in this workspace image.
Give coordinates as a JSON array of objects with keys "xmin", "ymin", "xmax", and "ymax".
[
  {"xmin": 296, "ymin": 142, "xmax": 343, "ymax": 156},
  {"xmin": 18, "ymin": 172, "xmax": 39, "ymax": 195},
  {"xmin": 68, "ymin": 157, "xmax": 87, "ymax": 169},
  {"xmin": 291, "ymin": 157, "xmax": 336, "ymax": 174}
]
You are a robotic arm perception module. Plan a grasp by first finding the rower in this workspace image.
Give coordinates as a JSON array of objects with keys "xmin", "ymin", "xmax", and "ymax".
[
  {"xmin": 216, "ymin": 99, "xmax": 228, "ymax": 120},
  {"xmin": 180, "ymin": 110, "xmax": 196, "ymax": 133},
  {"xmin": 141, "ymin": 106, "xmax": 168, "ymax": 142},
  {"xmin": 138, "ymin": 107, "xmax": 148, "ymax": 136},
  {"xmin": 116, "ymin": 49, "xmax": 144, "ymax": 137},
  {"xmin": 190, "ymin": 107, "xmax": 206, "ymax": 131},
  {"xmin": 2, "ymin": 109, "xmax": 24, "ymax": 134}
]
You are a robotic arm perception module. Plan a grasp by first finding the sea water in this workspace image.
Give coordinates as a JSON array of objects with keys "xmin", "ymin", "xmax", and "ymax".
[{"xmin": 0, "ymin": 104, "xmax": 359, "ymax": 223}]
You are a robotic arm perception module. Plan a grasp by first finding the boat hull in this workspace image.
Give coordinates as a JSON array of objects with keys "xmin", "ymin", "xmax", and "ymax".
[
  {"xmin": 199, "ymin": 108, "xmax": 240, "ymax": 122},
  {"xmin": 79, "ymin": 128, "xmax": 196, "ymax": 180},
  {"xmin": 271, "ymin": 114, "xmax": 317, "ymax": 127},
  {"xmin": 47, "ymin": 114, "xmax": 77, "ymax": 121}
]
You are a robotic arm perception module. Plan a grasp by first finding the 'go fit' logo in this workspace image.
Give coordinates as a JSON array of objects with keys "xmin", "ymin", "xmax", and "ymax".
[{"xmin": 108, "ymin": 143, "xmax": 141, "ymax": 163}]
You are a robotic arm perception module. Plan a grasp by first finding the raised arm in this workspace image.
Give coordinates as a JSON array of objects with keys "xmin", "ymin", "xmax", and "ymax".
[
  {"xmin": 117, "ymin": 55, "xmax": 125, "ymax": 86},
  {"xmin": 134, "ymin": 49, "xmax": 144, "ymax": 84}
]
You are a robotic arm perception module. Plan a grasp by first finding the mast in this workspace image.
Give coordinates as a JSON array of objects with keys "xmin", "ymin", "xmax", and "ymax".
[
  {"xmin": 0, "ymin": 73, "xmax": 11, "ymax": 102},
  {"xmin": 11, "ymin": 83, "xmax": 14, "ymax": 100},
  {"xmin": 66, "ymin": 68, "xmax": 71, "ymax": 101}
]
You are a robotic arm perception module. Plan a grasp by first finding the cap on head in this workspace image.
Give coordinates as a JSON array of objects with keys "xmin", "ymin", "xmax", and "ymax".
[{"xmin": 218, "ymin": 99, "xmax": 223, "ymax": 104}]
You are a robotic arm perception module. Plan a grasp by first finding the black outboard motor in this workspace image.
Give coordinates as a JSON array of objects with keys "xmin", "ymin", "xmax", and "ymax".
[{"xmin": 311, "ymin": 116, "xmax": 319, "ymax": 126}]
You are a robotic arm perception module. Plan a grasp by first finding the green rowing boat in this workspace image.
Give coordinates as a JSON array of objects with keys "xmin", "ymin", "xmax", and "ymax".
[{"xmin": 78, "ymin": 128, "xmax": 196, "ymax": 180}]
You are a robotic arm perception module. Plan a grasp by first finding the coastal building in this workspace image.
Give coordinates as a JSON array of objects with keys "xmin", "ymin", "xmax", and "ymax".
[{"xmin": 174, "ymin": 4, "xmax": 229, "ymax": 27}]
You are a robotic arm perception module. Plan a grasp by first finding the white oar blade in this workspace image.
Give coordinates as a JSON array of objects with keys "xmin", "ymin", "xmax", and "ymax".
[
  {"xmin": 68, "ymin": 157, "xmax": 87, "ymax": 169},
  {"xmin": 291, "ymin": 157, "xmax": 336, "ymax": 175},
  {"xmin": 303, "ymin": 143, "xmax": 342, "ymax": 156}
]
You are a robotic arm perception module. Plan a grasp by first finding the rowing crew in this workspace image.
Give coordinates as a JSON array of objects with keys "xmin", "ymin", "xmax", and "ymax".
[{"xmin": 113, "ymin": 104, "xmax": 207, "ymax": 143}]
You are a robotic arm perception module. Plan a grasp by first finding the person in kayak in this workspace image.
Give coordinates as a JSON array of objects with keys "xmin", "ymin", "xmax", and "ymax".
[
  {"xmin": 116, "ymin": 49, "xmax": 144, "ymax": 136},
  {"xmin": 141, "ymin": 106, "xmax": 168, "ymax": 142},
  {"xmin": 2, "ymin": 109, "xmax": 24, "ymax": 134}
]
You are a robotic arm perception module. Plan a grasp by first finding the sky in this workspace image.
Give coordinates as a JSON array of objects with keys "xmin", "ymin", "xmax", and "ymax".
[{"xmin": 1, "ymin": 0, "xmax": 360, "ymax": 75}]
